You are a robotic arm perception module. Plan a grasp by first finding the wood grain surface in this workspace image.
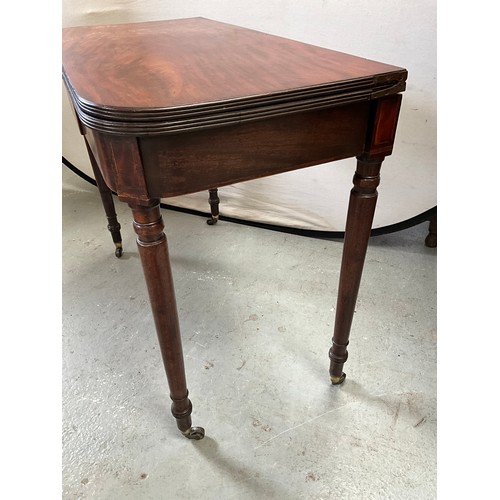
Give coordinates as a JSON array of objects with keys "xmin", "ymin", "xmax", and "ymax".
[{"xmin": 62, "ymin": 17, "xmax": 407, "ymax": 134}]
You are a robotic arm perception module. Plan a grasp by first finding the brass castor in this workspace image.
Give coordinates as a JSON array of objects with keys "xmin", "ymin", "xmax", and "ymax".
[
  {"xmin": 330, "ymin": 373, "xmax": 346, "ymax": 385},
  {"xmin": 182, "ymin": 426, "xmax": 205, "ymax": 440},
  {"xmin": 206, "ymin": 216, "xmax": 219, "ymax": 225},
  {"xmin": 114, "ymin": 243, "xmax": 123, "ymax": 258}
]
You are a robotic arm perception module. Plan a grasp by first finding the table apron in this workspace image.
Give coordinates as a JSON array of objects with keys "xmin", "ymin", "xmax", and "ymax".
[{"xmin": 138, "ymin": 102, "xmax": 370, "ymax": 198}]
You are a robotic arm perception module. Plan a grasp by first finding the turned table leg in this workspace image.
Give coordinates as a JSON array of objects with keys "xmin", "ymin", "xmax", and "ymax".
[
  {"xmin": 85, "ymin": 138, "xmax": 123, "ymax": 258},
  {"xmin": 329, "ymin": 156, "xmax": 383, "ymax": 384},
  {"xmin": 130, "ymin": 200, "xmax": 204, "ymax": 439},
  {"xmin": 207, "ymin": 188, "xmax": 220, "ymax": 225},
  {"xmin": 329, "ymin": 93, "xmax": 402, "ymax": 385}
]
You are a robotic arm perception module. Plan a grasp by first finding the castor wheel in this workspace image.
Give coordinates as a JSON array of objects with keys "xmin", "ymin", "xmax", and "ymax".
[
  {"xmin": 182, "ymin": 426, "xmax": 205, "ymax": 440},
  {"xmin": 114, "ymin": 244, "xmax": 123, "ymax": 258},
  {"xmin": 330, "ymin": 373, "xmax": 346, "ymax": 385},
  {"xmin": 206, "ymin": 216, "xmax": 218, "ymax": 225}
]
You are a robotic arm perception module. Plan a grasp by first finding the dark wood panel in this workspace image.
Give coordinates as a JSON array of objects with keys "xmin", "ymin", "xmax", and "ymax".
[
  {"xmin": 140, "ymin": 103, "xmax": 369, "ymax": 198},
  {"xmin": 87, "ymin": 131, "xmax": 150, "ymax": 204},
  {"xmin": 365, "ymin": 94, "xmax": 403, "ymax": 158},
  {"xmin": 62, "ymin": 18, "xmax": 405, "ymax": 111}
]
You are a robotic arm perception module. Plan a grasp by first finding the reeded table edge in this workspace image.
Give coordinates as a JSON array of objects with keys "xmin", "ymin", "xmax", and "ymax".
[{"xmin": 63, "ymin": 70, "xmax": 407, "ymax": 136}]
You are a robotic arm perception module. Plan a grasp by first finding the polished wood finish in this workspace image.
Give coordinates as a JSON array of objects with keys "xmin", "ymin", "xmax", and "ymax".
[
  {"xmin": 62, "ymin": 18, "xmax": 406, "ymax": 135},
  {"xmin": 137, "ymin": 103, "xmax": 369, "ymax": 197},
  {"xmin": 329, "ymin": 95, "xmax": 402, "ymax": 383},
  {"xmin": 62, "ymin": 17, "xmax": 407, "ymax": 439},
  {"xmin": 84, "ymin": 137, "xmax": 123, "ymax": 257},
  {"xmin": 130, "ymin": 201, "xmax": 204, "ymax": 439}
]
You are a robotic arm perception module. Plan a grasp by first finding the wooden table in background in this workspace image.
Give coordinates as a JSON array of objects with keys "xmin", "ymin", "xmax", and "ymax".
[{"xmin": 62, "ymin": 17, "xmax": 407, "ymax": 440}]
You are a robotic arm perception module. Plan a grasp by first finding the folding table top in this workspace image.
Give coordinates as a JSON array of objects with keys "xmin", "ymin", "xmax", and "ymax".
[{"xmin": 62, "ymin": 17, "xmax": 407, "ymax": 135}]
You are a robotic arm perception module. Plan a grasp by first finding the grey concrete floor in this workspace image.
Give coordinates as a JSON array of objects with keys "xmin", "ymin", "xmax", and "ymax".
[{"xmin": 62, "ymin": 166, "xmax": 436, "ymax": 499}]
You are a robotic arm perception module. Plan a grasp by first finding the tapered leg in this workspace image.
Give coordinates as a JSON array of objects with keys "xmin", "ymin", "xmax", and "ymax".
[
  {"xmin": 329, "ymin": 155, "xmax": 382, "ymax": 384},
  {"xmin": 84, "ymin": 139, "xmax": 123, "ymax": 257},
  {"xmin": 130, "ymin": 200, "xmax": 204, "ymax": 439},
  {"xmin": 425, "ymin": 214, "xmax": 437, "ymax": 248},
  {"xmin": 207, "ymin": 188, "xmax": 220, "ymax": 225}
]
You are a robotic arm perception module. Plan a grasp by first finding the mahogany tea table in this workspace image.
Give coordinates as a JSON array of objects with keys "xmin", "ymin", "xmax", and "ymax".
[{"xmin": 62, "ymin": 17, "xmax": 407, "ymax": 440}]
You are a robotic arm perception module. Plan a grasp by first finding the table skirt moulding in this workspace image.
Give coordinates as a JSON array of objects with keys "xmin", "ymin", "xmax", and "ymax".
[{"xmin": 63, "ymin": 87, "xmax": 435, "ymax": 234}]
